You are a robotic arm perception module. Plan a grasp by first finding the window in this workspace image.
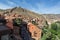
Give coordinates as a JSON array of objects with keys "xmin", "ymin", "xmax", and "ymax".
[{"xmin": 34, "ymin": 31, "xmax": 37, "ymax": 37}]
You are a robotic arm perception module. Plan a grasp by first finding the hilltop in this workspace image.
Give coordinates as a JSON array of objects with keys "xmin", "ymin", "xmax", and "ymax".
[
  {"xmin": 0, "ymin": 7, "xmax": 60, "ymax": 26},
  {"xmin": 42, "ymin": 14, "xmax": 60, "ymax": 24},
  {"xmin": 0, "ymin": 7, "xmax": 60, "ymax": 40},
  {"xmin": 0, "ymin": 7, "xmax": 47, "ymax": 28}
]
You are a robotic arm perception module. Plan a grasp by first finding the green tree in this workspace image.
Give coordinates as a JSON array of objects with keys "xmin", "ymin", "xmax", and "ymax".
[
  {"xmin": 41, "ymin": 21, "xmax": 60, "ymax": 40},
  {"xmin": 13, "ymin": 18, "xmax": 22, "ymax": 26}
]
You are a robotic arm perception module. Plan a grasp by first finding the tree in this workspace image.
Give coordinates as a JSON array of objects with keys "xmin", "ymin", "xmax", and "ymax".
[
  {"xmin": 41, "ymin": 21, "xmax": 60, "ymax": 40},
  {"xmin": 13, "ymin": 18, "xmax": 22, "ymax": 26}
]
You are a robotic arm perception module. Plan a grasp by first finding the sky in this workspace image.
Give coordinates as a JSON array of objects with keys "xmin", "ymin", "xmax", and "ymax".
[{"xmin": 0, "ymin": 0, "xmax": 60, "ymax": 14}]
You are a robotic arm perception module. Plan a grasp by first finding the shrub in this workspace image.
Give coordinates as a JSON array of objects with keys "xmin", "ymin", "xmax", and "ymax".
[
  {"xmin": 41, "ymin": 21, "xmax": 60, "ymax": 40},
  {"xmin": 13, "ymin": 18, "xmax": 22, "ymax": 26}
]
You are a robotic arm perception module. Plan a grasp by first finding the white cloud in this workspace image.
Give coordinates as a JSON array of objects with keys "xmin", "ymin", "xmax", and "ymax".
[
  {"xmin": 19, "ymin": 0, "xmax": 34, "ymax": 9},
  {"xmin": 7, "ymin": 1, "xmax": 15, "ymax": 5},
  {"xmin": 0, "ymin": 0, "xmax": 60, "ymax": 14},
  {"xmin": 0, "ymin": 0, "xmax": 19, "ymax": 9},
  {"xmin": 7, "ymin": 0, "xmax": 18, "ymax": 6},
  {"xmin": 33, "ymin": 1, "xmax": 60, "ymax": 14},
  {"xmin": 0, "ymin": 3, "xmax": 12, "ymax": 9}
]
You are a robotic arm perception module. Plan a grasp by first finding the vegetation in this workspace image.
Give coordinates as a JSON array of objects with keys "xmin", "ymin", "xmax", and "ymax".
[
  {"xmin": 13, "ymin": 18, "xmax": 22, "ymax": 26},
  {"xmin": 41, "ymin": 21, "xmax": 60, "ymax": 40},
  {"xmin": 32, "ymin": 21, "xmax": 38, "ymax": 25}
]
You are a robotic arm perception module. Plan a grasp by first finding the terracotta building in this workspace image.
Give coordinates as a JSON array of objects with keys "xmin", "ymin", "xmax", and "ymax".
[{"xmin": 27, "ymin": 23, "xmax": 42, "ymax": 40}]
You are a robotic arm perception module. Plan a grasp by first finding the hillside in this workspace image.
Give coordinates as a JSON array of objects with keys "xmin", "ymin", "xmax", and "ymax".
[
  {"xmin": 42, "ymin": 14, "xmax": 60, "ymax": 24},
  {"xmin": 0, "ymin": 7, "xmax": 60, "ymax": 40},
  {"xmin": 0, "ymin": 7, "xmax": 60, "ymax": 25},
  {"xmin": 0, "ymin": 7, "xmax": 47, "ymax": 29}
]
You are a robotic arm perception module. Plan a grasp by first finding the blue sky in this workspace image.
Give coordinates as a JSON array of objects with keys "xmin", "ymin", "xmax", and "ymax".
[{"xmin": 0, "ymin": 0, "xmax": 60, "ymax": 14}]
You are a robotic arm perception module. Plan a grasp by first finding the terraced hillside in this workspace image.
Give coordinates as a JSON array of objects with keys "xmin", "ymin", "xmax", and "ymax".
[
  {"xmin": 0, "ymin": 7, "xmax": 60, "ymax": 25},
  {"xmin": 0, "ymin": 7, "xmax": 46, "ymax": 28},
  {"xmin": 42, "ymin": 14, "xmax": 60, "ymax": 24},
  {"xmin": 0, "ymin": 7, "xmax": 60, "ymax": 40}
]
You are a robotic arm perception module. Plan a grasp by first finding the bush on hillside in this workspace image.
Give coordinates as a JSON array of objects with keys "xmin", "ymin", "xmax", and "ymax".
[
  {"xmin": 13, "ymin": 18, "xmax": 22, "ymax": 26},
  {"xmin": 41, "ymin": 21, "xmax": 60, "ymax": 40}
]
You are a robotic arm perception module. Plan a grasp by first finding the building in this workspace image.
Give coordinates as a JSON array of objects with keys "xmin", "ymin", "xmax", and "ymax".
[
  {"xmin": 0, "ymin": 17, "xmax": 12, "ymax": 40},
  {"xmin": 27, "ymin": 23, "xmax": 42, "ymax": 40}
]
